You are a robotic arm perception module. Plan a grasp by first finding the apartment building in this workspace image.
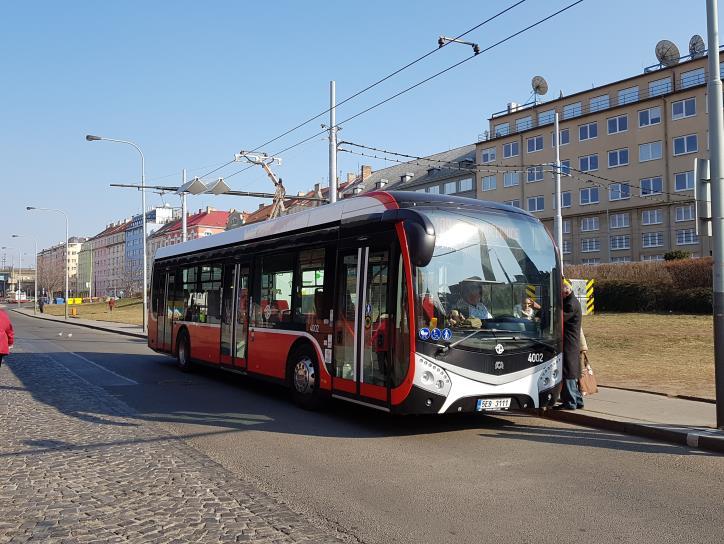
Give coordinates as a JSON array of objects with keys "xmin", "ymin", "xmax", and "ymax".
[
  {"xmin": 474, "ymin": 49, "xmax": 722, "ymax": 264},
  {"xmin": 125, "ymin": 206, "xmax": 177, "ymax": 294},
  {"xmin": 147, "ymin": 207, "xmax": 230, "ymax": 264},
  {"xmin": 37, "ymin": 237, "xmax": 85, "ymax": 298}
]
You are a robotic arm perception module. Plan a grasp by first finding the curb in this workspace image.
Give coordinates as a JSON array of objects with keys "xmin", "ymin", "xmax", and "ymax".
[
  {"xmin": 599, "ymin": 384, "xmax": 716, "ymax": 405},
  {"xmin": 543, "ymin": 409, "xmax": 724, "ymax": 455},
  {"xmin": 11, "ymin": 309, "xmax": 146, "ymax": 340}
]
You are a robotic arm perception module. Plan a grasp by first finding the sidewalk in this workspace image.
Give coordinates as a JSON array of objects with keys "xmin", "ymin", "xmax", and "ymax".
[
  {"xmin": 10, "ymin": 306, "xmax": 724, "ymax": 455},
  {"xmin": 12, "ymin": 306, "xmax": 145, "ymax": 339}
]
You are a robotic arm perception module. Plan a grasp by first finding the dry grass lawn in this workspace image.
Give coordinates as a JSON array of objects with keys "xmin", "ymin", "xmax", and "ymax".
[
  {"xmin": 584, "ymin": 313, "xmax": 714, "ymax": 400},
  {"xmin": 42, "ymin": 302, "xmax": 715, "ymax": 399},
  {"xmin": 43, "ymin": 299, "xmax": 143, "ymax": 326}
]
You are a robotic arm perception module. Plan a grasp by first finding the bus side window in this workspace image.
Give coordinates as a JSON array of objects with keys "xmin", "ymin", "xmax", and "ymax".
[
  {"xmin": 296, "ymin": 248, "xmax": 326, "ymax": 325},
  {"xmin": 257, "ymin": 253, "xmax": 295, "ymax": 329}
]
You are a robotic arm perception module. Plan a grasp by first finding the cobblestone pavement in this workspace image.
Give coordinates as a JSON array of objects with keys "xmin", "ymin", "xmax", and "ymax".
[{"xmin": 0, "ymin": 347, "xmax": 345, "ymax": 543}]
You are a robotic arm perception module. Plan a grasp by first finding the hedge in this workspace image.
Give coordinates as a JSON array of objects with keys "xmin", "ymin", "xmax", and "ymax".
[{"xmin": 593, "ymin": 280, "xmax": 712, "ymax": 313}]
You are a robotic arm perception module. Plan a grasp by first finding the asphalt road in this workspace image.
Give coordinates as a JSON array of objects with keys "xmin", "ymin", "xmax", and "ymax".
[{"xmin": 8, "ymin": 310, "xmax": 724, "ymax": 544}]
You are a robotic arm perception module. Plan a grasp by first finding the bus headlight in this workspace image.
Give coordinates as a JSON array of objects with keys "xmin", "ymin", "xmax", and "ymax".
[
  {"xmin": 414, "ymin": 355, "xmax": 452, "ymax": 396},
  {"xmin": 537, "ymin": 356, "xmax": 561, "ymax": 391}
]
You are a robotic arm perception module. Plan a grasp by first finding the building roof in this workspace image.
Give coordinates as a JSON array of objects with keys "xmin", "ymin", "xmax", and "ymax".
[
  {"xmin": 341, "ymin": 144, "xmax": 476, "ymax": 195},
  {"xmin": 150, "ymin": 209, "xmax": 230, "ymax": 238}
]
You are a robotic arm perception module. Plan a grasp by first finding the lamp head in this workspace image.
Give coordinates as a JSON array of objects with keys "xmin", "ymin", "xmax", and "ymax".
[
  {"xmin": 85, "ymin": 134, "xmax": 102, "ymax": 141},
  {"xmin": 26, "ymin": 206, "xmax": 36, "ymax": 210},
  {"xmin": 11, "ymin": 235, "xmax": 19, "ymax": 238}
]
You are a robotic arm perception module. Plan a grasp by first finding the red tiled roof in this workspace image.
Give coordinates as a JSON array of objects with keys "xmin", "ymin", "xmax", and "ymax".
[{"xmin": 151, "ymin": 210, "xmax": 230, "ymax": 238}]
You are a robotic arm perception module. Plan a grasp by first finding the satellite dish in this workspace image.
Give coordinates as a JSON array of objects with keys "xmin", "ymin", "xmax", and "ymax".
[
  {"xmin": 655, "ymin": 40, "xmax": 681, "ymax": 67},
  {"xmin": 532, "ymin": 75, "xmax": 549, "ymax": 96},
  {"xmin": 689, "ymin": 34, "xmax": 705, "ymax": 58}
]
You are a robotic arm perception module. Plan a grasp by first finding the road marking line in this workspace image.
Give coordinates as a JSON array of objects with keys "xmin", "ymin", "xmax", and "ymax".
[{"xmin": 65, "ymin": 351, "xmax": 138, "ymax": 385}]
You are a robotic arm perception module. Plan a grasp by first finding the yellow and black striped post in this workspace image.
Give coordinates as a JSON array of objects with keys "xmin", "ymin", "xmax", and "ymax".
[
  {"xmin": 585, "ymin": 279, "xmax": 595, "ymax": 315},
  {"xmin": 526, "ymin": 284, "xmax": 537, "ymax": 302}
]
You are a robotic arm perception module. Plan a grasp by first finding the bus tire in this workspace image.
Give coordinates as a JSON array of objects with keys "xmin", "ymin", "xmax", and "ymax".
[
  {"xmin": 289, "ymin": 346, "xmax": 323, "ymax": 410},
  {"xmin": 176, "ymin": 330, "xmax": 192, "ymax": 372}
]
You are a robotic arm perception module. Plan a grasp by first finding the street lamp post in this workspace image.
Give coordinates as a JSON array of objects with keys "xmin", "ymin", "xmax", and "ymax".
[
  {"xmin": 0, "ymin": 246, "xmax": 20, "ymax": 301},
  {"xmin": 26, "ymin": 207, "xmax": 69, "ymax": 320},
  {"xmin": 12, "ymin": 235, "xmax": 38, "ymax": 314},
  {"xmin": 86, "ymin": 134, "xmax": 147, "ymax": 333}
]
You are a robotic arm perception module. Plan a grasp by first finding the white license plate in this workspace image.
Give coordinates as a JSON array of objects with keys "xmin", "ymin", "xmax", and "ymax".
[{"xmin": 476, "ymin": 398, "xmax": 511, "ymax": 411}]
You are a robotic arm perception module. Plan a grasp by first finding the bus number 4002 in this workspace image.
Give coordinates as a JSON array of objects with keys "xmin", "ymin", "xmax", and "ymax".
[{"xmin": 528, "ymin": 353, "xmax": 544, "ymax": 363}]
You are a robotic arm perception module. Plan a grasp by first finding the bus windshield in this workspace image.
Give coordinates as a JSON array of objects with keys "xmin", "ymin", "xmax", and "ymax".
[{"xmin": 415, "ymin": 207, "xmax": 559, "ymax": 352}]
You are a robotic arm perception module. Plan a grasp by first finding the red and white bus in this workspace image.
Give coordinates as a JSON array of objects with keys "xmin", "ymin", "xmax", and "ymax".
[{"xmin": 149, "ymin": 191, "xmax": 562, "ymax": 414}]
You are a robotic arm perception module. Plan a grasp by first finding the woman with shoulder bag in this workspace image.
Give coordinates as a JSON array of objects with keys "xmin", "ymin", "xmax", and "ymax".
[
  {"xmin": 578, "ymin": 328, "xmax": 598, "ymax": 396},
  {"xmin": 0, "ymin": 308, "xmax": 15, "ymax": 368}
]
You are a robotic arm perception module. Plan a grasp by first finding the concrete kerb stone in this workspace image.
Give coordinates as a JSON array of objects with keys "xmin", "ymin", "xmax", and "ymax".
[
  {"xmin": 543, "ymin": 408, "xmax": 724, "ymax": 455},
  {"xmin": 11, "ymin": 308, "xmax": 146, "ymax": 340}
]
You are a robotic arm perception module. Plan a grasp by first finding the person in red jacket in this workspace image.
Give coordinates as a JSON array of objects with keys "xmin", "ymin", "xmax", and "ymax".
[{"xmin": 0, "ymin": 309, "xmax": 14, "ymax": 368}]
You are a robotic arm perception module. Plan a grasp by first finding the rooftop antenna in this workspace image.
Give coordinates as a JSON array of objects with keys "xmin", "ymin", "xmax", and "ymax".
[
  {"xmin": 689, "ymin": 34, "xmax": 706, "ymax": 58},
  {"xmin": 655, "ymin": 39, "xmax": 681, "ymax": 67},
  {"xmin": 531, "ymin": 75, "xmax": 548, "ymax": 105}
]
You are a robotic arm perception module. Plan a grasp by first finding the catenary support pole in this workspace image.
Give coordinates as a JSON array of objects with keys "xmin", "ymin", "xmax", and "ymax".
[
  {"xmin": 329, "ymin": 81, "xmax": 338, "ymax": 204},
  {"xmin": 182, "ymin": 169, "xmax": 188, "ymax": 243},
  {"xmin": 706, "ymin": 0, "xmax": 724, "ymax": 429},
  {"xmin": 554, "ymin": 112, "xmax": 563, "ymax": 259}
]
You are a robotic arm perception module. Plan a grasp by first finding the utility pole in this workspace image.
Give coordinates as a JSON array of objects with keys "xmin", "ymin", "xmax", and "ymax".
[
  {"xmin": 181, "ymin": 169, "xmax": 188, "ymax": 243},
  {"xmin": 706, "ymin": 0, "xmax": 724, "ymax": 429},
  {"xmin": 329, "ymin": 81, "xmax": 338, "ymax": 204},
  {"xmin": 553, "ymin": 112, "xmax": 563, "ymax": 258}
]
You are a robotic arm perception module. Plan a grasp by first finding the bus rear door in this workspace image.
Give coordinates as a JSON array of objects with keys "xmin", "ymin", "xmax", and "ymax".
[{"xmin": 220, "ymin": 261, "xmax": 251, "ymax": 370}]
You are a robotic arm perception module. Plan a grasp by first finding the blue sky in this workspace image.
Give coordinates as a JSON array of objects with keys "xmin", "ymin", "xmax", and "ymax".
[{"xmin": 1, "ymin": 0, "xmax": 717, "ymax": 262}]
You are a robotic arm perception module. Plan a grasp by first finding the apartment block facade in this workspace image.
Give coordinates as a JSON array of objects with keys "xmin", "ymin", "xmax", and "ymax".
[
  {"xmin": 37, "ymin": 237, "xmax": 85, "ymax": 298},
  {"xmin": 473, "ymin": 51, "xmax": 723, "ymax": 264}
]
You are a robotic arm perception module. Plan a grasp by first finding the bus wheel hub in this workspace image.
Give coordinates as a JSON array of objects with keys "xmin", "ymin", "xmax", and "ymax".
[{"xmin": 293, "ymin": 357, "xmax": 315, "ymax": 394}]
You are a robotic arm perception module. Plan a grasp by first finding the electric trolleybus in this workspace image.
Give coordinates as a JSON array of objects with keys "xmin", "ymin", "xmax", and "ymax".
[{"xmin": 148, "ymin": 191, "xmax": 562, "ymax": 414}]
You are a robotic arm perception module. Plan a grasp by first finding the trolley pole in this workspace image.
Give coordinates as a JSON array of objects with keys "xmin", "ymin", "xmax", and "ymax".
[
  {"xmin": 329, "ymin": 81, "xmax": 338, "ymax": 204},
  {"xmin": 706, "ymin": 0, "xmax": 724, "ymax": 428},
  {"xmin": 553, "ymin": 112, "xmax": 563, "ymax": 258}
]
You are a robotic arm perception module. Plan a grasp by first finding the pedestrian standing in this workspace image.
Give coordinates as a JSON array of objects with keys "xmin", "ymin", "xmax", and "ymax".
[
  {"xmin": 0, "ymin": 308, "xmax": 14, "ymax": 368},
  {"xmin": 39, "ymin": 297, "xmax": 45, "ymax": 313},
  {"xmin": 108, "ymin": 297, "xmax": 115, "ymax": 312},
  {"xmin": 558, "ymin": 280, "xmax": 583, "ymax": 410}
]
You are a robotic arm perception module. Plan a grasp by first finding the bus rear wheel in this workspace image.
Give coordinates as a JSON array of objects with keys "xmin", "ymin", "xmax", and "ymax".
[
  {"xmin": 289, "ymin": 346, "xmax": 323, "ymax": 409},
  {"xmin": 176, "ymin": 330, "xmax": 192, "ymax": 372}
]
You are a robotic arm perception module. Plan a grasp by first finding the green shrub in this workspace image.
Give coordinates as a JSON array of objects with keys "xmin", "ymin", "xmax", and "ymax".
[
  {"xmin": 664, "ymin": 250, "xmax": 691, "ymax": 260},
  {"xmin": 593, "ymin": 280, "xmax": 712, "ymax": 313}
]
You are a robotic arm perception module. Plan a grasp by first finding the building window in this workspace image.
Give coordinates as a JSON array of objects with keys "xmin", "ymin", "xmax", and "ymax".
[
  {"xmin": 639, "ymin": 106, "xmax": 662, "ymax": 127},
  {"xmin": 618, "ymin": 86, "xmax": 639, "ymax": 105},
  {"xmin": 503, "ymin": 171, "xmax": 520, "ymax": 187},
  {"xmin": 504, "ymin": 199, "xmax": 521, "ymax": 208},
  {"xmin": 527, "ymin": 166, "xmax": 544, "ymax": 182},
  {"xmin": 503, "ymin": 141, "xmax": 519, "ymax": 158},
  {"xmin": 579, "ymin": 122, "xmax": 598, "ymax": 141},
  {"xmin": 580, "ymin": 217, "xmax": 599, "ymax": 231},
  {"xmin": 580, "ymin": 187, "xmax": 599, "ymax": 205},
  {"xmin": 610, "ymin": 212, "xmax": 630, "ymax": 229},
  {"xmin": 674, "ymin": 171, "xmax": 694, "ymax": 191},
  {"xmin": 608, "ymin": 148, "xmax": 629, "ymax": 168},
  {"xmin": 675, "ymin": 204, "xmax": 695, "ymax": 222},
  {"xmin": 672, "ymin": 97, "xmax": 696, "ymax": 120},
  {"xmin": 642, "ymin": 232, "xmax": 664, "ymax": 248},
  {"xmin": 561, "ymin": 159, "xmax": 571, "ymax": 176},
  {"xmin": 649, "ymin": 76, "xmax": 672, "ymax": 97},
  {"xmin": 458, "ymin": 178, "xmax": 473, "ymax": 192},
  {"xmin": 676, "ymin": 228, "xmax": 699, "ymax": 245},
  {"xmin": 611, "ymin": 256, "xmax": 632, "ymax": 263},
  {"xmin": 563, "ymin": 102, "xmax": 582, "ymax": 119},
  {"xmin": 538, "ymin": 109, "xmax": 555, "ymax": 125},
  {"xmin": 673, "ymin": 134, "xmax": 698, "ymax": 156},
  {"xmin": 527, "ymin": 196, "xmax": 544, "ymax": 212},
  {"xmin": 563, "ymin": 219, "xmax": 571, "ymax": 234},
  {"xmin": 562, "ymin": 191, "xmax": 572, "ymax": 208},
  {"xmin": 590, "ymin": 94, "xmax": 610, "ymax": 112},
  {"xmin": 516, "ymin": 116, "xmax": 532, "ymax": 132},
  {"xmin": 527, "ymin": 135, "xmax": 544, "ymax": 153},
  {"xmin": 552, "ymin": 128, "xmax": 570, "ymax": 147},
  {"xmin": 427, "ymin": 185, "xmax": 440, "ymax": 194},
  {"xmin": 681, "ymin": 67, "xmax": 705, "ymax": 88},
  {"xmin": 581, "ymin": 258, "xmax": 601, "ymax": 265},
  {"xmin": 443, "ymin": 181, "xmax": 457, "ymax": 194},
  {"xmin": 609, "ymin": 182, "xmax": 631, "ymax": 201},
  {"xmin": 495, "ymin": 123, "xmax": 509, "ymax": 137},
  {"xmin": 562, "ymin": 240, "xmax": 572, "ymax": 254},
  {"xmin": 579, "ymin": 154, "xmax": 598, "ymax": 172},
  {"xmin": 610, "ymin": 235, "xmax": 631, "ymax": 250},
  {"xmin": 581, "ymin": 238, "xmax": 600, "ymax": 253},
  {"xmin": 642, "ymin": 254, "xmax": 664, "ymax": 261},
  {"xmin": 607, "ymin": 114, "xmax": 628, "ymax": 134},
  {"xmin": 639, "ymin": 141, "xmax": 662, "ymax": 162},
  {"xmin": 481, "ymin": 147, "xmax": 496, "ymax": 163},
  {"xmin": 642, "ymin": 209, "xmax": 663, "ymax": 225},
  {"xmin": 482, "ymin": 175, "xmax": 496, "ymax": 192}
]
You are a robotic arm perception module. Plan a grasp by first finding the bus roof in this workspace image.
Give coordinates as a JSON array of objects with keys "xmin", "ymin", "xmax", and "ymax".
[{"xmin": 153, "ymin": 191, "xmax": 530, "ymax": 261}]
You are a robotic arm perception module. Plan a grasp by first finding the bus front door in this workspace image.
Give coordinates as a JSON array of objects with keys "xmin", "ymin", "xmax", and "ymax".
[
  {"xmin": 220, "ymin": 262, "xmax": 251, "ymax": 370},
  {"xmin": 157, "ymin": 270, "xmax": 175, "ymax": 352},
  {"xmin": 333, "ymin": 244, "xmax": 392, "ymax": 408}
]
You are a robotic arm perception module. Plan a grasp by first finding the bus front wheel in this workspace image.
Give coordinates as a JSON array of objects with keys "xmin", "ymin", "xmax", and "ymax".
[
  {"xmin": 176, "ymin": 330, "xmax": 192, "ymax": 372},
  {"xmin": 289, "ymin": 346, "xmax": 323, "ymax": 409}
]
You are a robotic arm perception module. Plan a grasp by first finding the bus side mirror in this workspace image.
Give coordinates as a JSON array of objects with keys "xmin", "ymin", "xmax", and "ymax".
[{"xmin": 405, "ymin": 221, "xmax": 435, "ymax": 267}]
